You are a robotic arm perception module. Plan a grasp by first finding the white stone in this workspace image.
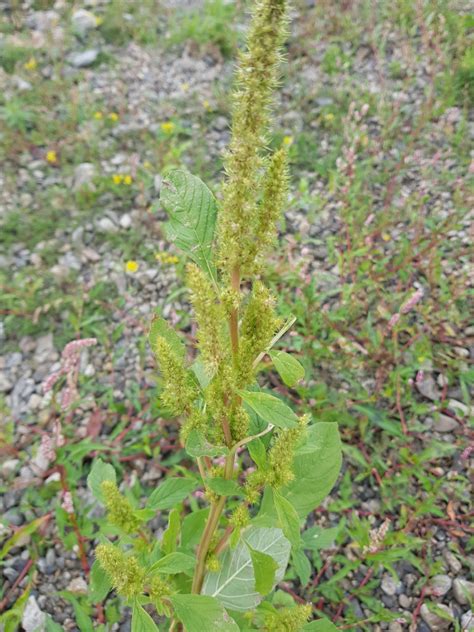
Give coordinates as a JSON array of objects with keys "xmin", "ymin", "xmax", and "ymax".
[
  {"xmin": 0, "ymin": 372, "xmax": 13, "ymax": 393},
  {"xmin": 71, "ymin": 9, "xmax": 97, "ymax": 37},
  {"xmin": 66, "ymin": 577, "xmax": 89, "ymax": 594},
  {"xmin": 22, "ymin": 596, "xmax": 47, "ymax": 632},
  {"xmin": 1, "ymin": 459, "xmax": 20, "ymax": 476},
  {"xmin": 97, "ymin": 217, "xmax": 118, "ymax": 233},
  {"xmin": 119, "ymin": 213, "xmax": 132, "ymax": 229},
  {"xmin": 73, "ymin": 162, "xmax": 96, "ymax": 191},
  {"xmin": 67, "ymin": 49, "xmax": 99, "ymax": 68}
]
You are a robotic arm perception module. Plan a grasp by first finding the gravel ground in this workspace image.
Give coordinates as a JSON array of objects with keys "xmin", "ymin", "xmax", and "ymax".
[{"xmin": 0, "ymin": 1, "xmax": 472, "ymax": 630}]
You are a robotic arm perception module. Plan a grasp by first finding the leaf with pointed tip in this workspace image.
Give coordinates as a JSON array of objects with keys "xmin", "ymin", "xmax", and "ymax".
[
  {"xmin": 273, "ymin": 489, "xmax": 301, "ymax": 547},
  {"xmin": 149, "ymin": 312, "xmax": 186, "ymax": 360},
  {"xmin": 170, "ymin": 594, "xmax": 239, "ymax": 632},
  {"xmin": 206, "ymin": 477, "xmax": 241, "ymax": 497},
  {"xmin": 161, "ymin": 169, "xmax": 217, "ymax": 280},
  {"xmin": 282, "ymin": 422, "xmax": 342, "ymax": 518},
  {"xmin": 87, "ymin": 459, "xmax": 116, "ymax": 503},
  {"xmin": 185, "ymin": 430, "xmax": 229, "ymax": 458},
  {"xmin": 148, "ymin": 552, "xmax": 195, "ymax": 576},
  {"xmin": 131, "ymin": 603, "xmax": 160, "ymax": 631},
  {"xmin": 147, "ymin": 478, "xmax": 196, "ymax": 512},
  {"xmin": 239, "ymin": 391, "xmax": 298, "ymax": 429},
  {"xmin": 202, "ymin": 527, "xmax": 290, "ymax": 611},
  {"xmin": 269, "ymin": 351, "xmax": 305, "ymax": 387},
  {"xmin": 245, "ymin": 544, "xmax": 278, "ymax": 595}
]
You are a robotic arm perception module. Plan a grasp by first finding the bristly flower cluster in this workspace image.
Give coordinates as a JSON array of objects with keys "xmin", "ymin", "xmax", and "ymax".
[{"xmin": 217, "ymin": 0, "xmax": 289, "ymax": 277}]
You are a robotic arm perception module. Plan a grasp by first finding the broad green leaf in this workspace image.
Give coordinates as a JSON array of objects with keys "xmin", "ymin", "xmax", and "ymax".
[
  {"xmin": 239, "ymin": 391, "xmax": 298, "ymax": 429},
  {"xmin": 248, "ymin": 438, "xmax": 267, "ymax": 468},
  {"xmin": 149, "ymin": 312, "xmax": 185, "ymax": 360},
  {"xmin": 303, "ymin": 619, "xmax": 339, "ymax": 631},
  {"xmin": 147, "ymin": 478, "xmax": 196, "ymax": 511},
  {"xmin": 162, "ymin": 508, "xmax": 181, "ymax": 555},
  {"xmin": 89, "ymin": 560, "xmax": 111, "ymax": 602},
  {"xmin": 170, "ymin": 594, "xmax": 238, "ymax": 632},
  {"xmin": 161, "ymin": 169, "xmax": 217, "ymax": 279},
  {"xmin": 202, "ymin": 527, "xmax": 291, "ymax": 611},
  {"xmin": 273, "ymin": 489, "xmax": 301, "ymax": 547},
  {"xmin": 302, "ymin": 526, "xmax": 339, "ymax": 552},
  {"xmin": 246, "ymin": 544, "xmax": 278, "ymax": 595},
  {"xmin": 269, "ymin": 351, "xmax": 305, "ymax": 387},
  {"xmin": 185, "ymin": 430, "xmax": 229, "ymax": 458},
  {"xmin": 206, "ymin": 477, "xmax": 241, "ymax": 497},
  {"xmin": 181, "ymin": 508, "xmax": 209, "ymax": 549},
  {"xmin": 132, "ymin": 603, "xmax": 160, "ymax": 632},
  {"xmin": 87, "ymin": 459, "xmax": 116, "ymax": 503},
  {"xmin": 283, "ymin": 422, "xmax": 342, "ymax": 518},
  {"xmin": 292, "ymin": 549, "xmax": 311, "ymax": 586},
  {"xmin": 148, "ymin": 552, "xmax": 195, "ymax": 576}
]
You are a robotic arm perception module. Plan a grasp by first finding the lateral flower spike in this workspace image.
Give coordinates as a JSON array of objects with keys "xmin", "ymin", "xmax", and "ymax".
[{"xmin": 96, "ymin": 543, "xmax": 145, "ymax": 599}]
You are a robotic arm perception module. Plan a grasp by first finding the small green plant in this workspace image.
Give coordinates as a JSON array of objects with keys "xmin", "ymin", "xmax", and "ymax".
[{"xmin": 87, "ymin": 0, "xmax": 342, "ymax": 629}]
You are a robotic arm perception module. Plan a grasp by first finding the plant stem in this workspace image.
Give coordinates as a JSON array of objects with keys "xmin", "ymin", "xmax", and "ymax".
[{"xmin": 191, "ymin": 494, "xmax": 226, "ymax": 594}]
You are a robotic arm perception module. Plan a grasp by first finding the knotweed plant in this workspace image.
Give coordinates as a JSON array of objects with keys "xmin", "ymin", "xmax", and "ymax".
[{"xmin": 88, "ymin": 1, "xmax": 342, "ymax": 629}]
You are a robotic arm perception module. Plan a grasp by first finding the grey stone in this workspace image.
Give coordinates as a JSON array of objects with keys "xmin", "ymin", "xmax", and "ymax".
[
  {"xmin": 71, "ymin": 9, "xmax": 98, "ymax": 37},
  {"xmin": 73, "ymin": 163, "xmax": 96, "ymax": 191},
  {"xmin": 431, "ymin": 574, "xmax": 452, "ymax": 597},
  {"xmin": 66, "ymin": 577, "xmax": 88, "ymax": 594},
  {"xmin": 453, "ymin": 578, "xmax": 474, "ymax": 605},
  {"xmin": 416, "ymin": 373, "xmax": 440, "ymax": 401},
  {"xmin": 443, "ymin": 549, "xmax": 462, "ymax": 573},
  {"xmin": 67, "ymin": 49, "xmax": 99, "ymax": 68},
  {"xmin": 381, "ymin": 573, "xmax": 400, "ymax": 596},
  {"xmin": 4, "ymin": 509, "xmax": 24, "ymax": 526},
  {"xmin": 461, "ymin": 610, "xmax": 473, "ymax": 631},
  {"xmin": 0, "ymin": 372, "xmax": 13, "ymax": 393},
  {"xmin": 433, "ymin": 414, "xmax": 457, "ymax": 433},
  {"xmin": 97, "ymin": 217, "xmax": 118, "ymax": 233},
  {"xmin": 420, "ymin": 603, "xmax": 453, "ymax": 631},
  {"xmin": 22, "ymin": 596, "xmax": 47, "ymax": 632},
  {"xmin": 399, "ymin": 594, "xmax": 411, "ymax": 608}
]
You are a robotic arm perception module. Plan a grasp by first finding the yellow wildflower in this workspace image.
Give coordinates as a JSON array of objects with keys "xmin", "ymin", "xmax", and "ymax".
[
  {"xmin": 324, "ymin": 112, "xmax": 335, "ymax": 122},
  {"xmin": 181, "ymin": 82, "xmax": 190, "ymax": 92},
  {"xmin": 202, "ymin": 99, "xmax": 211, "ymax": 111},
  {"xmin": 125, "ymin": 260, "xmax": 139, "ymax": 273},
  {"xmin": 24, "ymin": 57, "xmax": 37, "ymax": 71},
  {"xmin": 143, "ymin": 161, "xmax": 152, "ymax": 170},
  {"xmin": 160, "ymin": 121, "xmax": 175, "ymax": 134},
  {"xmin": 95, "ymin": 15, "xmax": 103, "ymax": 26},
  {"xmin": 282, "ymin": 135, "xmax": 294, "ymax": 147},
  {"xmin": 123, "ymin": 175, "xmax": 132, "ymax": 185},
  {"xmin": 108, "ymin": 112, "xmax": 119, "ymax": 122},
  {"xmin": 46, "ymin": 150, "xmax": 57, "ymax": 164},
  {"xmin": 94, "ymin": 111, "xmax": 103, "ymax": 120},
  {"xmin": 113, "ymin": 174, "xmax": 123, "ymax": 185},
  {"xmin": 155, "ymin": 252, "xmax": 179, "ymax": 265},
  {"xmin": 382, "ymin": 233, "xmax": 391, "ymax": 242}
]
